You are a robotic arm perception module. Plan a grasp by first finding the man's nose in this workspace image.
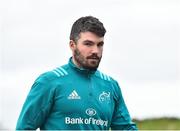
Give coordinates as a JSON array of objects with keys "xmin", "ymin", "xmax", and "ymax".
[{"xmin": 91, "ymin": 46, "xmax": 99, "ymax": 54}]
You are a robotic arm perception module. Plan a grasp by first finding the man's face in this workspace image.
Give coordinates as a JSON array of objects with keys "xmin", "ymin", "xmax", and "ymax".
[{"xmin": 70, "ymin": 32, "xmax": 104, "ymax": 70}]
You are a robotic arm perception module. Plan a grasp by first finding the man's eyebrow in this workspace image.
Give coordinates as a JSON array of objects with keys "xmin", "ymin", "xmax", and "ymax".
[
  {"xmin": 83, "ymin": 40, "xmax": 94, "ymax": 43},
  {"xmin": 83, "ymin": 40, "xmax": 104, "ymax": 44}
]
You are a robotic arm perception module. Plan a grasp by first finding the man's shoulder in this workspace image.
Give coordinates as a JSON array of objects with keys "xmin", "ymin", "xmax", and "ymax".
[
  {"xmin": 35, "ymin": 64, "xmax": 69, "ymax": 83},
  {"xmin": 95, "ymin": 70, "xmax": 117, "ymax": 83}
]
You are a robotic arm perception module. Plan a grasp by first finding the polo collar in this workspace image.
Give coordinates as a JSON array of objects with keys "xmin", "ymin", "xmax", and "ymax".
[{"xmin": 68, "ymin": 57, "xmax": 96, "ymax": 75}]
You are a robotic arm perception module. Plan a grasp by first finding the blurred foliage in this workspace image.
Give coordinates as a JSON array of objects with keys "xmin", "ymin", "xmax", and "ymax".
[
  {"xmin": 0, "ymin": 117, "xmax": 180, "ymax": 130},
  {"xmin": 133, "ymin": 117, "xmax": 180, "ymax": 130}
]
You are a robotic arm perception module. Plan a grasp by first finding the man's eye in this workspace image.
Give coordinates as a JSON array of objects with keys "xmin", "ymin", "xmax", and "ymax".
[
  {"xmin": 98, "ymin": 43, "xmax": 103, "ymax": 47},
  {"xmin": 98, "ymin": 42, "xmax": 104, "ymax": 47},
  {"xmin": 84, "ymin": 42, "xmax": 92, "ymax": 46}
]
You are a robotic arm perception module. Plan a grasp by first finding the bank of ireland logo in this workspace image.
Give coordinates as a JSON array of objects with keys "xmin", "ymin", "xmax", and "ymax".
[
  {"xmin": 99, "ymin": 91, "xmax": 110, "ymax": 102},
  {"xmin": 85, "ymin": 108, "xmax": 96, "ymax": 116}
]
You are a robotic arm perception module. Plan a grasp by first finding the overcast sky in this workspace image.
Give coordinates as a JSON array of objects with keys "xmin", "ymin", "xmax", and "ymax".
[{"xmin": 0, "ymin": 0, "xmax": 180, "ymax": 129}]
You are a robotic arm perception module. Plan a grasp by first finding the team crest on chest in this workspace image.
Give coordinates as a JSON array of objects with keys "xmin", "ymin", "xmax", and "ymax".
[{"xmin": 99, "ymin": 91, "xmax": 110, "ymax": 102}]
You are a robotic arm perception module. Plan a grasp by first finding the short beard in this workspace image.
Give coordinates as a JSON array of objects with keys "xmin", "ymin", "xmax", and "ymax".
[{"xmin": 74, "ymin": 48, "xmax": 101, "ymax": 71}]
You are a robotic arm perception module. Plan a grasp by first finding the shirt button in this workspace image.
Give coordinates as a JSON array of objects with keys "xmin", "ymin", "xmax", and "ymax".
[{"xmin": 89, "ymin": 93, "xmax": 93, "ymax": 96}]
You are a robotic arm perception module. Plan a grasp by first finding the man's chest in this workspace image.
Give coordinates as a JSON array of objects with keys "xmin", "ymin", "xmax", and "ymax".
[{"xmin": 50, "ymin": 79, "xmax": 115, "ymax": 122}]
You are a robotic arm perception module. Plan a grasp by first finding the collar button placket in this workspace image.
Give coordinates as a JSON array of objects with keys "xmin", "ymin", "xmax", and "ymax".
[{"xmin": 87, "ymin": 74, "xmax": 93, "ymax": 102}]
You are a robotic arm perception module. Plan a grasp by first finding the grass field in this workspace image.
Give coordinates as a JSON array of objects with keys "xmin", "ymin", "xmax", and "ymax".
[{"xmin": 133, "ymin": 117, "xmax": 180, "ymax": 130}]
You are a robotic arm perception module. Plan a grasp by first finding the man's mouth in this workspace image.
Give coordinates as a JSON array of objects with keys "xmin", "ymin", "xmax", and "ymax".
[
  {"xmin": 87, "ymin": 56, "xmax": 99, "ymax": 60},
  {"xmin": 88, "ymin": 58, "xmax": 99, "ymax": 60},
  {"xmin": 88, "ymin": 58, "xmax": 99, "ymax": 62}
]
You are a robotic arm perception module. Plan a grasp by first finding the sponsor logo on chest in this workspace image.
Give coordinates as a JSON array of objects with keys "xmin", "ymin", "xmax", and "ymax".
[
  {"xmin": 67, "ymin": 90, "xmax": 81, "ymax": 100},
  {"xmin": 65, "ymin": 108, "xmax": 108, "ymax": 127}
]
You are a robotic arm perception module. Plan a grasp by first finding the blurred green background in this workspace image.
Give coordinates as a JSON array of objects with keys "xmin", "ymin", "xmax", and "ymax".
[
  {"xmin": 1, "ymin": 117, "xmax": 180, "ymax": 129},
  {"xmin": 134, "ymin": 117, "xmax": 180, "ymax": 130}
]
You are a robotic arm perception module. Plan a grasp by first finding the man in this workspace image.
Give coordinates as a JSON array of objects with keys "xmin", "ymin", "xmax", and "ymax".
[{"xmin": 16, "ymin": 16, "xmax": 137, "ymax": 130}]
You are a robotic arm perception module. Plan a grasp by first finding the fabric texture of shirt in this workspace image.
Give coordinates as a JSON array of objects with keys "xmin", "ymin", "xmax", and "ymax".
[{"xmin": 16, "ymin": 57, "xmax": 137, "ymax": 130}]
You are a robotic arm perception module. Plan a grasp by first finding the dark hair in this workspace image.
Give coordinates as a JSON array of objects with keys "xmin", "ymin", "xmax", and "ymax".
[{"xmin": 70, "ymin": 16, "xmax": 106, "ymax": 42}]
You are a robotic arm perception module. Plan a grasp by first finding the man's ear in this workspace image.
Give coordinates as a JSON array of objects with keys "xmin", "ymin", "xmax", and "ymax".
[{"xmin": 69, "ymin": 40, "xmax": 76, "ymax": 51}]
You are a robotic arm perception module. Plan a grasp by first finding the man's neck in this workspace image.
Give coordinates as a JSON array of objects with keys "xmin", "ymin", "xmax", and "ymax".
[{"xmin": 72, "ymin": 57, "xmax": 81, "ymax": 68}]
